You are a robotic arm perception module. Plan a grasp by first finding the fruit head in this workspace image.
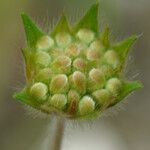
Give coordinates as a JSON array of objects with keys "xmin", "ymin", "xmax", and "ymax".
[{"xmin": 14, "ymin": 3, "xmax": 142, "ymax": 119}]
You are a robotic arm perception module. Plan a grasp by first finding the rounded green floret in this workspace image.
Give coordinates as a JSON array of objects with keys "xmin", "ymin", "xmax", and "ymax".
[
  {"xmin": 78, "ymin": 96, "xmax": 95, "ymax": 115},
  {"xmin": 77, "ymin": 28, "xmax": 95, "ymax": 44},
  {"xmin": 49, "ymin": 94, "xmax": 67, "ymax": 109},
  {"xmin": 92, "ymin": 89, "xmax": 111, "ymax": 106},
  {"xmin": 104, "ymin": 50, "xmax": 120, "ymax": 69},
  {"xmin": 55, "ymin": 32, "xmax": 72, "ymax": 48},
  {"xmin": 50, "ymin": 74, "xmax": 68, "ymax": 94},
  {"xmin": 36, "ymin": 35, "xmax": 54, "ymax": 51},
  {"xmin": 30, "ymin": 82, "xmax": 48, "ymax": 101},
  {"xmin": 36, "ymin": 51, "xmax": 51, "ymax": 67},
  {"xmin": 106, "ymin": 78, "xmax": 122, "ymax": 96},
  {"xmin": 14, "ymin": 3, "xmax": 142, "ymax": 120}
]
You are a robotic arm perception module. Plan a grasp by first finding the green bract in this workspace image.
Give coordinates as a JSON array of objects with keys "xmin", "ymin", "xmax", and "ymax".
[{"xmin": 14, "ymin": 3, "xmax": 142, "ymax": 119}]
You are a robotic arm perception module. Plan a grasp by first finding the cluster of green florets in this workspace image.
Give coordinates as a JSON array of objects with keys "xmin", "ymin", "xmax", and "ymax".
[
  {"xmin": 30, "ymin": 29, "xmax": 122, "ymax": 117},
  {"xmin": 14, "ymin": 3, "xmax": 142, "ymax": 119}
]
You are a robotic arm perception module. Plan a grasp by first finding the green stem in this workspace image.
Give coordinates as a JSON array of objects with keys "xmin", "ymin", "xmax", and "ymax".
[{"xmin": 51, "ymin": 117, "xmax": 65, "ymax": 150}]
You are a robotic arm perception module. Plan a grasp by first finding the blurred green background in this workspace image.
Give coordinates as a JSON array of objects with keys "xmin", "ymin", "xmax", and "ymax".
[{"xmin": 0, "ymin": 0, "xmax": 149, "ymax": 150}]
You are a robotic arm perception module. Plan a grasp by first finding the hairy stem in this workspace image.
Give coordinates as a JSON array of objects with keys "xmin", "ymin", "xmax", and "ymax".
[{"xmin": 51, "ymin": 117, "xmax": 65, "ymax": 150}]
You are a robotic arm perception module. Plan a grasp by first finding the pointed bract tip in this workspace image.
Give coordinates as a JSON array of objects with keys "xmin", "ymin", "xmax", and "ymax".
[
  {"xmin": 121, "ymin": 81, "xmax": 143, "ymax": 99},
  {"xmin": 21, "ymin": 13, "xmax": 44, "ymax": 48},
  {"xmin": 112, "ymin": 34, "xmax": 139, "ymax": 67},
  {"xmin": 51, "ymin": 13, "xmax": 70, "ymax": 36},
  {"xmin": 134, "ymin": 81, "xmax": 143, "ymax": 89},
  {"xmin": 73, "ymin": 2, "xmax": 99, "ymax": 33},
  {"xmin": 126, "ymin": 80, "xmax": 142, "ymax": 92},
  {"xmin": 109, "ymin": 81, "xmax": 143, "ymax": 107}
]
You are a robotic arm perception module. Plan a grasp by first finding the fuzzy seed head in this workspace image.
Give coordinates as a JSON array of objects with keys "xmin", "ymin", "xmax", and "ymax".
[{"xmin": 15, "ymin": 4, "xmax": 142, "ymax": 120}]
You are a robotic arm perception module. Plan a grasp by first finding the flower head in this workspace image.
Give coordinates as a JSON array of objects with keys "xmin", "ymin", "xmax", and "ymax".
[{"xmin": 14, "ymin": 3, "xmax": 142, "ymax": 119}]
